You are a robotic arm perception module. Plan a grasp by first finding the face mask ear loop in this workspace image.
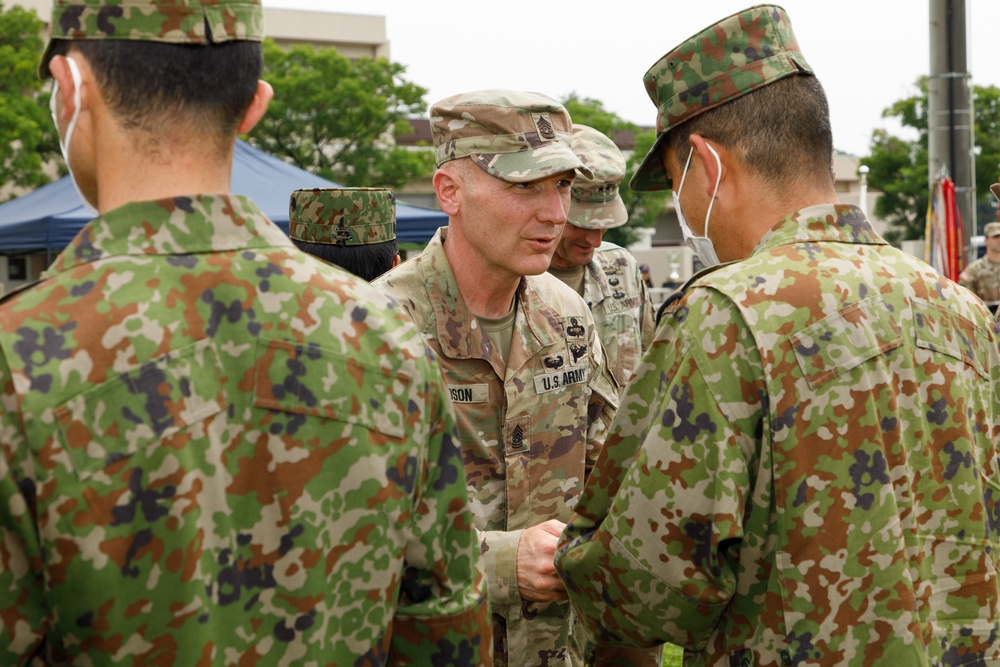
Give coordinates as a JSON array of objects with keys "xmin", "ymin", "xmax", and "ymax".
[
  {"xmin": 702, "ymin": 142, "xmax": 723, "ymax": 239},
  {"xmin": 676, "ymin": 146, "xmax": 694, "ymax": 196}
]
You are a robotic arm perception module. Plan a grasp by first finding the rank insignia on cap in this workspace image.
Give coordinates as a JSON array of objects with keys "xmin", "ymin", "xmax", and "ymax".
[{"xmin": 533, "ymin": 113, "xmax": 557, "ymax": 141}]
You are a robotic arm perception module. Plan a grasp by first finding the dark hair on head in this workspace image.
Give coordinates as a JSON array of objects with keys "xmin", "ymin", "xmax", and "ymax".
[
  {"xmin": 293, "ymin": 239, "xmax": 399, "ymax": 283},
  {"xmin": 666, "ymin": 74, "xmax": 835, "ymax": 190},
  {"xmin": 51, "ymin": 39, "xmax": 261, "ymax": 152}
]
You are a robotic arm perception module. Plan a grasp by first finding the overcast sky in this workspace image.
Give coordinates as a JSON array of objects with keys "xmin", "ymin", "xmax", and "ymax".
[{"xmin": 261, "ymin": 1, "xmax": 1000, "ymax": 159}]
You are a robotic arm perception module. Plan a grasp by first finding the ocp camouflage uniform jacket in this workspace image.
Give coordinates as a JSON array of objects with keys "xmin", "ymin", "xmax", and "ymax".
[
  {"xmin": 557, "ymin": 204, "xmax": 1000, "ymax": 666},
  {"xmin": 959, "ymin": 254, "xmax": 1000, "ymax": 306},
  {"xmin": 0, "ymin": 195, "xmax": 490, "ymax": 666},
  {"xmin": 375, "ymin": 227, "xmax": 619, "ymax": 667},
  {"xmin": 582, "ymin": 243, "xmax": 655, "ymax": 387}
]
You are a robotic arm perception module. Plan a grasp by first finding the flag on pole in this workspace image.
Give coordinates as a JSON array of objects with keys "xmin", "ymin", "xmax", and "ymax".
[{"xmin": 925, "ymin": 174, "xmax": 965, "ymax": 281}]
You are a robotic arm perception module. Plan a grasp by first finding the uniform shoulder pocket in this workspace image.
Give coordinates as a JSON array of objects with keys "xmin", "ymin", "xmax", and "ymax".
[
  {"xmin": 911, "ymin": 296, "xmax": 989, "ymax": 379},
  {"xmin": 252, "ymin": 338, "xmax": 411, "ymax": 439},
  {"xmin": 55, "ymin": 339, "xmax": 224, "ymax": 481},
  {"xmin": 790, "ymin": 297, "xmax": 903, "ymax": 390}
]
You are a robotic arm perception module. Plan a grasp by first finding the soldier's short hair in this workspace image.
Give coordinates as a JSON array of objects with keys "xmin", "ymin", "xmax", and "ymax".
[
  {"xmin": 292, "ymin": 239, "xmax": 399, "ymax": 283},
  {"xmin": 665, "ymin": 74, "xmax": 835, "ymax": 190}
]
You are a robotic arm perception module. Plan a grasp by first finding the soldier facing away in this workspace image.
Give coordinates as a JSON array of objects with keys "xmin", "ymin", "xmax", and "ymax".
[
  {"xmin": 0, "ymin": 0, "xmax": 490, "ymax": 663},
  {"xmin": 374, "ymin": 90, "xmax": 619, "ymax": 667},
  {"xmin": 556, "ymin": 5, "xmax": 1000, "ymax": 666},
  {"xmin": 289, "ymin": 187, "xmax": 401, "ymax": 282}
]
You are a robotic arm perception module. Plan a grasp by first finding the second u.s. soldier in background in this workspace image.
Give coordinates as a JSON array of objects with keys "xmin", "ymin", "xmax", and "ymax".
[
  {"xmin": 375, "ymin": 90, "xmax": 619, "ymax": 667},
  {"xmin": 547, "ymin": 124, "xmax": 655, "ymax": 389}
]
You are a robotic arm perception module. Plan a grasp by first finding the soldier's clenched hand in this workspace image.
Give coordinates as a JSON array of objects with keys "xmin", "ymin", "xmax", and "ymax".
[{"xmin": 517, "ymin": 520, "xmax": 568, "ymax": 602}]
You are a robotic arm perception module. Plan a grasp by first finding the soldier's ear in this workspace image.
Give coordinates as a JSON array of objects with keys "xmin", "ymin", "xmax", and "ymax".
[
  {"xmin": 236, "ymin": 80, "xmax": 273, "ymax": 135},
  {"xmin": 433, "ymin": 167, "xmax": 461, "ymax": 216}
]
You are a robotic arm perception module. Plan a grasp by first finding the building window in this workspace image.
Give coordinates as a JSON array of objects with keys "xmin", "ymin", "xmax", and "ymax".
[{"xmin": 8, "ymin": 257, "xmax": 26, "ymax": 281}]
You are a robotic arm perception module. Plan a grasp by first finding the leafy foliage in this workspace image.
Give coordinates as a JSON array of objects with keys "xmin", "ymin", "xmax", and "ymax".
[
  {"xmin": 562, "ymin": 93, "xmax": 664, "ymax": 248},
  {"xmin": 0, "ymin": 1, "xmax": 60, "ymax": 201},
  {"xmin": 861, "ymin": 77, "xmax": 1000, "ymax": 242},
  {"xmin": 247, "ymin": 39, "xmax": 435, "ymax": 189}
]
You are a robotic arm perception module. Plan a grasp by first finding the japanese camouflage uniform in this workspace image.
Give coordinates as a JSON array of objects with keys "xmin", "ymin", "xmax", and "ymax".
[
  {"xmin": 375, "ymin": 90, "xmax": 620, "ymax": 667},
  {"xmin": 958, "ymin": 221, "xmax": 1000, "ymax": 311},
  {"xmin": 564, "ymin": 124, "xmax": 655, "ymax": 388},
  {"xmin": 556, "ymin": 6, "xmax": 1000, "ymax": 667},
  {"xmin": 289, "ymin": 187, "xmax": 396, "ymax": 247},
  {"xmin": 1, "ymin": 2, "xmax": 490, "ymax": 664},
  {"xmin": 0, "ymin": 196, "xmax": 490, "ymax": 665}
]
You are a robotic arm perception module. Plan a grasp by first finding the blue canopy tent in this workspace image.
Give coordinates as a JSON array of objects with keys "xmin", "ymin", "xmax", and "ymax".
[{"xmin": 0, "ymin": 139, "xmax": 445, "ymax": 252}]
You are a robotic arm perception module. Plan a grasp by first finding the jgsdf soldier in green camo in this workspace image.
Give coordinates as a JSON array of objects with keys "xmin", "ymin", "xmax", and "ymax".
[
  {"xmin": 547, "ymin": 124, "xmax": 655, "ymax": 389},
  {"xmin": 289, "ymin": 187, "xmax": 401, "ymax": 282},
  {"xmin": 959, "ymin": 216, "xmax": 1000, "ymax": 315},
  {"xmin": 0, "ymin": 0, "xmax": 490, "ymax": 664},
  {"xmin": 556, "ymin": 5, "xmax": 1000, "ymax": 666},
  {"xmin": 374, "ymin": 90, "xmax": 620, "ymax": 667}
]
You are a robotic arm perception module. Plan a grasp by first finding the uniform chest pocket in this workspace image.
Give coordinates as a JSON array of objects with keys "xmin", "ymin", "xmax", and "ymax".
[
  {"xmin": 790, "ymin": 297, "xmax": 903, "ymax": 390},
  {"xmin": 54, "ymin": 339, "xmax": 225, "ymax": 481},
  {"xmin": 911, "ymin": 297, "xmax": 990, "ymax": 379},
  {"xmin": 252, "ymin": 338, "xmax": 410, "ymax": 439}
]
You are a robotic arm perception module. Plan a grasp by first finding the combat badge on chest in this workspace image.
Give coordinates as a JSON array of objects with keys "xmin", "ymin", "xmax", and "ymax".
[{"xmin": 533, "ymin": 316, "xmax": 589, "ymax": 395}]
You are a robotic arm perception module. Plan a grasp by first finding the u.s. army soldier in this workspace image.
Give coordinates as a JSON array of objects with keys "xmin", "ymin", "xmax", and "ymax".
[
  {"xmin": 547, "ymin": 124, "xmax": 655, "ymax": 389},
  {"xmin": 556, "ymin": 5, "xmax": 1000, "ymax": 666},
  {"xmin": 0, "ymin": 1, "xmax": 489, "ymax": 663},
  {"xmin": 375, "ymin": 90, "xmax": 619, "ymax": 667}
]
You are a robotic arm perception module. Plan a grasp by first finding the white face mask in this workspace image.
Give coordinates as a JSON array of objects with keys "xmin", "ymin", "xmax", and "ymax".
[
  {"xmin": 50, "ymin": 56, "xmax": 98, "ymax": 216},
  {"xmin": 673, "ymin": 144, "xmax": 722, "ymax": 267}
]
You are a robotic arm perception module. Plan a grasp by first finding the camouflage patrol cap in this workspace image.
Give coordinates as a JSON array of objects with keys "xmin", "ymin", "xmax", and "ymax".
[
  {"xmin": 429, "ymin": 89, "xmax": 591, "ymax": 183},
  {"xmin": 288, "ymin": 188, "xmax": 396, "ymax": 247},
  {"xmin": 630, "ymin": 4, "xmax": 814, "ymax": 192},
  {"xmin": 39, "ymin": 0, "xmax": 264, "ymax": 78},
  {"xmin": 985, "ymin": 222, "xmax": 1000, "ymax": 238},
  {"xmin": 567, "ymin": 125, "xmax": 628, "ymax": 230}
]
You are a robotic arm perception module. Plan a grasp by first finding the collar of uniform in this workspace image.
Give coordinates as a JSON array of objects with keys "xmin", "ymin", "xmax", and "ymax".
[
  {"xmin": 751, "ymin": 203, "xmax": 886, "ymax": 257},
  {"xmin": 47, "ymin": 194, "xmax": 294, "ymax": 274},
  {"xmin": 420, "ymin": 227, "xmax": 562, "ymax": 361}
]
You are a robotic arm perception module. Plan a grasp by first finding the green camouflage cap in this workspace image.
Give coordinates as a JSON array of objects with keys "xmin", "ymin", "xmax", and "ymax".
[
  {"xmin": 567, "ymin": 124, "xmax": 628, "ymax": 230},
  {"xmin": 429, "ymin": 89, "xmax": 592, "ymax": 183},
  {"xmin": 39, "ymin": 0, "xmax": 264, "ymax": 78},
  {"xmin": 630, "ymin": 4, "xmax": 813, "ymax": 192},
  {"xmin": 288, "ymin": 188, "xmax": 396, "ymax": 246}
]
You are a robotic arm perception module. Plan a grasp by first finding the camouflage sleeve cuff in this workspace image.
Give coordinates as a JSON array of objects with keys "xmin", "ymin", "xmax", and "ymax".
[{"xmin": 480, "ymin": 529, "xmax": 523, "ymax": 606}]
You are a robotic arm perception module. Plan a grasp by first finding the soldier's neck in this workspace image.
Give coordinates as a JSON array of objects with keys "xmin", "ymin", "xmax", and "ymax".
[{"xmin": 95, "ymin": 128, "xmax": 235, "ymax": 213}]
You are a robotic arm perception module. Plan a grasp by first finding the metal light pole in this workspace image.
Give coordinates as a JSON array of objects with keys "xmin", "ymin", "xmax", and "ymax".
[
  {"xmin": 928, "ymin": 0, "xmax": 975, "ymax": 261},
  {"xmin": 858, "ymin": 165, "xmax": 869, "ymax": 217}
]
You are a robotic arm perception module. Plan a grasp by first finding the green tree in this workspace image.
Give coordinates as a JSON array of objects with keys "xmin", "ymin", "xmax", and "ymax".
[
  {"xmin": 861, "ymin": 77, "xmax": 1000, "ymax": 243},
  {"xmin": 0, "ymin": 1, "xmax": 59, "ymax": 202},
  {"xmin": 561, "ymin": 93, "xmax": 664, "ymax": 248},
  {"xmin": 247, "ymin": 39, "xmax": 434, "ymax": 188}
]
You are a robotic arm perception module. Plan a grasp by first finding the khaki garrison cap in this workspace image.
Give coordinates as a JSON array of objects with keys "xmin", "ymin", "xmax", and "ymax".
[
  {"xmin": 429, "ymin": 89, "xmax": 591, "ymax": 183},
  {"xmin": 289, "ymin": 188, "xmax": 396, "ymax": 247},
  {"xmin": 631, "ymin": 4, "xmax": 813, "ymax": 191}
]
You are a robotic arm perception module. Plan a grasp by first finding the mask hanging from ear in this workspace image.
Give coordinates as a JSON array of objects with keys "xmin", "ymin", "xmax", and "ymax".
[
  {"xmin": 673, "ymin": 144, "xmax": 722, "ymax": 267},
  {"xmin": 50, "ymin": 56, "xmax": 99, "ymax": 217}
]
